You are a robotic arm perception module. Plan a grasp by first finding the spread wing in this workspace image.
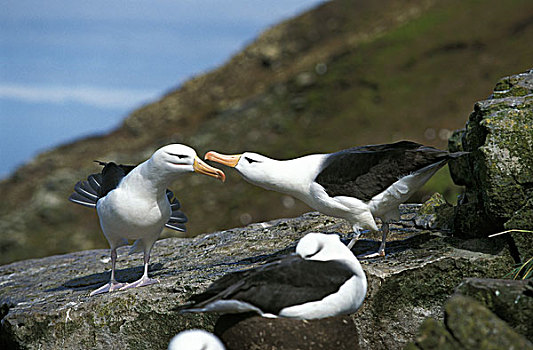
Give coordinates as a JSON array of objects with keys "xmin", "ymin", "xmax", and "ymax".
[
  {"xmin": 315, "ymin": 141, "xmax": 455, "ymax": 201},
  {"xmin": 69, "ymin": 161, "xmax": 188, "ymax": 232},
  {"xmin": 68, "ymin": 162, "xmax": 128, "ymax": 208}
]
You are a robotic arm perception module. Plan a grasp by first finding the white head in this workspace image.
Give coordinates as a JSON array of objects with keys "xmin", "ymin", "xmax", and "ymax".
[
  {"xmin": 204, "ymin": 151, "xmax": 312, "ymax": 195},
  {"xmin": 168, "ymin": 329, "xmax": 225, "ymax": 350},
  {"xmin": 204, "ymin": 151, "xmax": 272, "ymax": 183},
  {"xmin": 296, "ymin": 232, "xmax": 355, "ymax": 262},
  {"xmin": 148, "ymin": 144, "xmax": 225, "ymax": 182}
]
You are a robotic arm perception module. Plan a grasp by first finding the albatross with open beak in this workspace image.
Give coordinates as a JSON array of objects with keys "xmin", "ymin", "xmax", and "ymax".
[
  {"xmin": 205, "ymin": 141, "xmax": 466, "ymax": 257},
  {"xmin": 69, "ymin": 144, "xmax": 225, "ymax": 295}
]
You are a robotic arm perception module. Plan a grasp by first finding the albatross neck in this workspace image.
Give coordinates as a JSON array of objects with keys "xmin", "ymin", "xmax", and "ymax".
[
  {"xmin": 122, "ymin": 159, "xmax": 180, "ymax": 199},
  {"xmin": 243, "ymin": 154, "xmax": 324, "ymax": 198}
]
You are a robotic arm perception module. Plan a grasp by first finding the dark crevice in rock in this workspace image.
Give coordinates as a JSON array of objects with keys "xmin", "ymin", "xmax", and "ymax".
[
  {"xmin": 524, "ymin": 281, "xmax": 533, "ymax": 298},
  {"xmin": 214, "ymin": 312, "xmax": 256, "ymax": 336},
  {"xmin": 442, "ymin": 311, "xmax": 464, "ymax": 348},
  {"xmin": 0, "ymin": 303, "xmax": 10, "ymax": 322},
  {"xmin": 0, "ymin": 302, "xmax": 21, "ymax": 350},
  {"xmin": 503, "ymin": 233, "xmax": 522, "ymax": 264}
]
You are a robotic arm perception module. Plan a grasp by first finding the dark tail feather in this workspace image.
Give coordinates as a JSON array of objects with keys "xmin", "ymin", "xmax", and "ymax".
[
  {"xmin": 165, "ymin": 222, "xmax": 187, "ymax": 232},
  {"xmin": 165, "ymin": 190, "xmax": 187, "ymax": 232},
  {"xmin": 169, "ymin": 211, "xmax": 188, "ymax": 223},
  {"xmin": 167, "ymin": 190, "xmax": 181, "ymax": 208},
  {"xmin": 448, "ymin": 151, "xmax": 469, "ymax": 159},
  {"xmin": 69, "ymin": 171, "xmax": 104, "ymax": 208},
  {"xmin": 172, "ymin": 302, "xmax": 196, "ymax": 313},
  {"xmin": 69, "ymin": 192, "xmax": 97, "ymax": 208},
  {"xmin": 75, "ymin": 180, "xmax": 99, "ymax": 199},
  {"xmin": 88, "ymin": 174, "xmax": 103, "ymax": 194}
]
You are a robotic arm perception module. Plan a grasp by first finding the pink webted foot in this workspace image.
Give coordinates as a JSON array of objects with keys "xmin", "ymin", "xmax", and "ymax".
[
  {"xmin": 357, "ymin": 250, "xmax": 386, "ymax": 259},
  {"xmin": 90, "ymin": 281, "xmax": 126, "ymax": 296},
  {"xmin": 119, "ymin": 276, "xmax": 158, "ymax": 290}
]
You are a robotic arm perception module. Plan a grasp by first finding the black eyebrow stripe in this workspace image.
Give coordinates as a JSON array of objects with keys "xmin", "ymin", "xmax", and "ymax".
[
  {"xmin": 245, "ymin": 156, "xmax": 260, "ymax": 163},
  {"xmin": 167, "ymin": 152, "xmax": 188, "ymax": 159}
]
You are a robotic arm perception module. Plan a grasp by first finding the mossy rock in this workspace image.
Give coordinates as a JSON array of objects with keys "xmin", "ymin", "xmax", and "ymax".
[
  {"xmin": 454, "ymin": 278, "xmax": 533, "ymax": 339},
  {"xmin": 445, "ymin": 295, "xmax": 532, "ymax": 350},
  {"xmin": 406, "ymin": 294, "xmax": 533, "ymax": 350},
  {"xmin": 449, "ymin": 69, "xmax": 533, "ymax": 238}
]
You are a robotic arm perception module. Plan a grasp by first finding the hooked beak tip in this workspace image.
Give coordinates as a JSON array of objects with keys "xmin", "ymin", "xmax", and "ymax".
[{"xmin": 204, "ymin": 151, "xmax": 241, "ymax": 168}]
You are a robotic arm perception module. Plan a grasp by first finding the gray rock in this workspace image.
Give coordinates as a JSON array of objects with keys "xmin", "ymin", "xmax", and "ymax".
[
  {"xmin": 448, "ymin": 69, "xmax": 533, "ymax": 237},
  {"xmin": 455, "ymin": 278, "xmax": 533, "ymax": 339},
  {"xmin": 407, "ymin": 295, "xmax": 533, "ymax": 350},
  {"xmin": 1, "ymin": 204, "xmax": 530, "ymax": 349}
]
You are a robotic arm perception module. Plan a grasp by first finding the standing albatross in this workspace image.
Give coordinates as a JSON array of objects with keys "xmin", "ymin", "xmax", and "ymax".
[
  {"xmin": 177, "ymin": 232, "xmax": 367, "ymax": 319},
  {"xmin": 205, "ymin": 141, "xmax": 466, "ymax": 257},
  {"xmin": 69, "ymin": 144, "xmax": 225, "ymax": 296}
]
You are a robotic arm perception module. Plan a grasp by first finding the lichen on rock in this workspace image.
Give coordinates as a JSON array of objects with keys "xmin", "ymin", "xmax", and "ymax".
[{"xmin": 449, "ymin": 69, "xmax": 533, "ymax": 237}]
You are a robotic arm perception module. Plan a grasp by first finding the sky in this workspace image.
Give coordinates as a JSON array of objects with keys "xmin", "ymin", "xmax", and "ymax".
[{"xmin": 0, "ymin": 0, "xmax": 324, "ymax": 179}]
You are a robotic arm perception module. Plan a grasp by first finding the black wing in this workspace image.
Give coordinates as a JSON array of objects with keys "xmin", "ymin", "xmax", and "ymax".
[
  {"xmin": 68, "ymin": 162, "xmax": 127, "ymax": 208},
  {"xmin": 183, "ymin": 255, "xmax": 354, "ymax": 314},
  {"xmin": 315, "ymin": 141, "xmax": 459, "ymax": 201}
]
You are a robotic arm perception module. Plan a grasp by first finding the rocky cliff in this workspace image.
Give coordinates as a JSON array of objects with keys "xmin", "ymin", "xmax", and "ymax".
[
  {"xmin": 1, "ymin": 204, "xmax": 531, "ymax": 349},
  {"xmin": 2, "ymin": 0, "xmax": 533, "ymax": 264},
  {"xmin": 449, "ymin": 69, "xmax": 533, "ymax": 237}
]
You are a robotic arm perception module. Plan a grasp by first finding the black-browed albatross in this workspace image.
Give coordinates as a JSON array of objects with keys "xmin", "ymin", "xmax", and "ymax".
[
  {"xmin": 177, "ymin": 232, "xmax": 367, "ymax": 319},
  {"xmin": 205, "ymin": 141, "xmax": 466, "ymax": 257},
  {"xmin": 69, "ymin": 144, "xmax": 225, "ymax": 296}
]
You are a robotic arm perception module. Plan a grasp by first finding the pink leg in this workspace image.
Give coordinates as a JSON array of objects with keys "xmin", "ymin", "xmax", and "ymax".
[
  {"xmin": 90, "ymin": 248, "xmax": 125, "ymax": 296},
  {"xmin": 347, "ymin": 227, "xmax": 362, "ymax": 249},
  {"xmin": 120, "ymin": 251, "xmax": 158, "ymax": 290},
  {"xmin": 357, "ymin": 223, "xmax": 389, "ymax": 259}
]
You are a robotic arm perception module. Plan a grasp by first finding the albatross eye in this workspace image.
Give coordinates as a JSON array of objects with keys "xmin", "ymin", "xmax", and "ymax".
[
  {"xmin": 302, "ymin": 245, "xmax": 322, "ymax": 259},
  {"xmin": 303, "ymin": 251, "xmax": 318, "ymax": 259},
  {"xmin": 167, "ymin": 152, "xmax": 189, "ymax": 159},
  {"xmin": 245, "ymin": 156, "xmax": 260, "ymax": 164}
]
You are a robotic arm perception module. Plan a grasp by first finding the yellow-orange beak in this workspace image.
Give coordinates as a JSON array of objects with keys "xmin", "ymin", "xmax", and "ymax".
[
  {"xmin": 193, "ymin": 157, "xmax": 226, "ymax": 182},
  {"xmin": 205, "ymin": 151, "xmax": 242, "ymax": 168}
]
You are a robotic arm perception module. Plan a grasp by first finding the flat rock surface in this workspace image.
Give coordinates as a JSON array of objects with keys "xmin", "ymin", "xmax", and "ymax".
[{"xmin": 0, "ymin": 205, "xmax": 526, "ymax": 349}]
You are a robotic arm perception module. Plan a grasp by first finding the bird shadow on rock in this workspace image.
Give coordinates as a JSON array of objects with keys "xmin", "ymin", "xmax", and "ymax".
[
  {"xmin": 443, "ymin": 235, "xmax": 508, "ymax": 256},
  {"xmin": 347, "ymin": 232, "xmax": 435, "ymax": 257},
  {"xmin": 349, "ymin": 231, "xmax": 509, "ymax": 259},
  {"xmin": 218, "ymin": 246, "xmax": 297, "ymax": 267},
  {"xmin": 45, "ymin": 262, "xmax": 164, "ymax": 292}
]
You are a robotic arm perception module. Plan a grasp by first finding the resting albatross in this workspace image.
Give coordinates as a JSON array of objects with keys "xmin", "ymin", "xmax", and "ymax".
[
  {"xmin": 205, "ymin": 141, "xmax": 466, "ymax": 257},
  {"xmin": 69, "ymin": 144, "xmax": 225, "ymax": 296},
  {"xmin": 178, "ymin": 232, "xmax": 367, "ymax": 319}
]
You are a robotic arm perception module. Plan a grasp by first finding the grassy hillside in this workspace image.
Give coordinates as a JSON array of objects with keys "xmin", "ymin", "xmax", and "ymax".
[{"xmin": 1, "ymin": 0, "xmax": 532, "ymax": 264}]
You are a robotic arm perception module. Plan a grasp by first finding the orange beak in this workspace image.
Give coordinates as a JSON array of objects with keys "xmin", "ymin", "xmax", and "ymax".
[
  {"xmin": 193, "ymin": 157, "xmax": 226, "ymax": 182},
  {"xmin": 205, "ymin": 151, "xmax": 242, "ymax": 168}
]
